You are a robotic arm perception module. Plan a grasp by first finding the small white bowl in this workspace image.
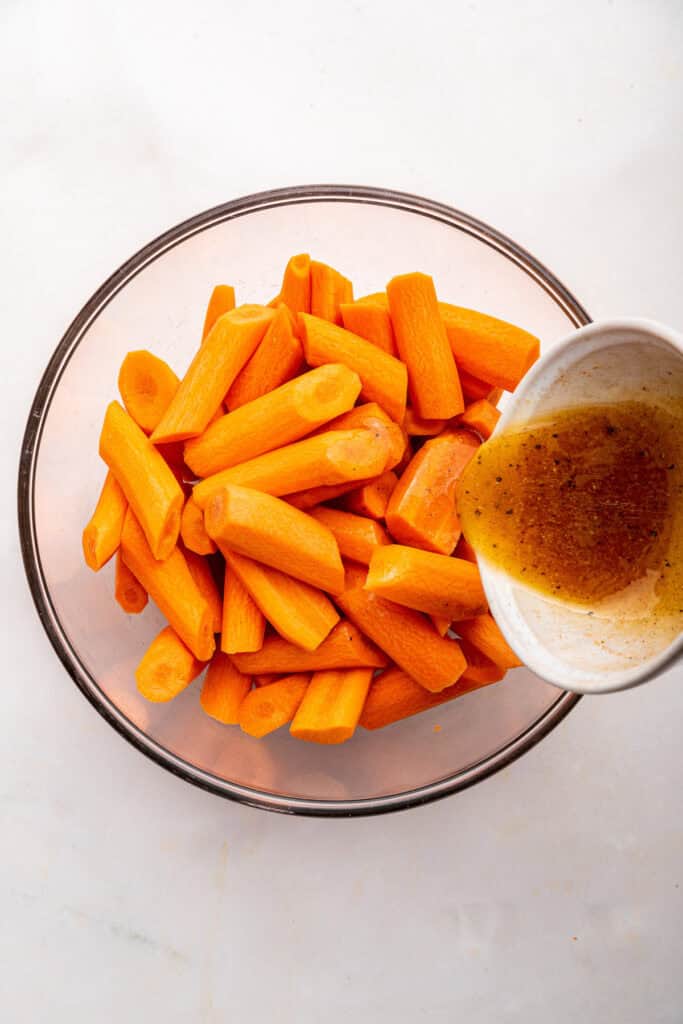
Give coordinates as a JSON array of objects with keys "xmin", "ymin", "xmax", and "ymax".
[{"xmin": 479, "ymin": 318, "xmax": 683, "ymax": 694}]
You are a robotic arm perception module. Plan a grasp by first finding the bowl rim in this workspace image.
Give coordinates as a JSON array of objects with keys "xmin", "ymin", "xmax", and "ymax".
[{"xmin": 17, "ymin": 183, "xmax": 589, "ymax": 817}]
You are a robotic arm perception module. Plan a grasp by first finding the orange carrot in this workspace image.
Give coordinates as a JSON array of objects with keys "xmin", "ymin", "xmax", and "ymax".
[
  {"xmin": 205, "ymin": 485, "xmax": 344, "ymax": 594},
  {"xmin": 387, "ymin": 273, "xmax": 463, "ymax": 419},
  {"xmin": 193, "ymin": 428, "xmax": 390, "ymax": 508},
  {"xmin": 343, "ymin": 561, "xmax": 369, "ymax": 590},
  {"xmin": 310, "ymin": 260, "xmax": 352, "ymax": 324},
  {"xmin": 290, "ymin": 668, "xmax": 373, "ymax": 744},
  {"xmin": 431, "ymin": 615, "xmax": 451, "ymax": 637},
  {"xmin": 459, "ymin": 639, "xmax": 507, "ymax": 685},
  {"xmin": 180, "ymin": 496, "xmax": 216, "ymax": 555},
  {"xmin": 183, "ymin": 548, "xmax": 222, "ymax": 634},
  {"xmin": 99, "ymin": 401, "xmax": 184, "ymax": 560},
  {"xmin": 488, "ymin": 388, "xmax": 504, "ymax": 407},
  {"xmin": 200, "ymin": 651, "xmax": 251, "ymax": 724},
  {"xmin": 359, "ymin": 665, "xmax": 498, "ymax": 730},
  {"xmin": 340, "ymin": 299, "xmax": 397, "ymax": 355},
  {"xmin": 120, "ymin": 510, "xmax": 215, "ymax": 661},
  {"xmin": 225, "ymin": 306, "xmax": 303, "ymax": 410},
  {"xmin": 201, "ymin": 285, "xmax": 236, "ymax": 341},
  {"xmin": 298, "ymin": 313, "xmax": 408, "ymax": 423},
  {"xmin": 185, "ymin": 363, "xmax": 362, "ymax": 477},
  {"xmin": 404, "ymin": 408, "xmax": 447, "ymax": 437},
  {"xmin": 439, "ymin": 303, "xmax": 540, "ymax": 392},
  {"xmin": 155, "ymin": 440, "xmax": 190, "ymax": 491},
  {"xmin": 310, "ymin": 507, "xmax": 390, "ymax": 565},
  {"xmin": 318, "ymin": 402, "xmax": 406, "ymax": 471},
  {"xmin": 458, "ymin": 399, "xmax": 501, "ymax": 439},
  {"xmin": 336, "ymin": 586, "xmax": 467, "ymax": 692},
  {"xmin": 385, "ymin": 428, "xmax": 480, "ymax": 555},
  {"xmin": 455, "ymin": 536, "xmax": 478, "ymax": 563},
  {"xmin": 286, "ymin": 481, "xmax": 362, "ymax": 511},
  {"xmin": 151, "ymin": 305, "xmax": 275, "ymax": 443},
  {"xmin": 232, "ymin": 620, "xmax": 387, "ymax": 675},
  {"xmin": 365, "ymin": 545, "xmax": 488, "ymax": 621},
  {"xmin": 225, "ymin": 551, "xmax": 339, "ymax": 651},
  {"xmin": 254, "ymin": 673, "xmax": 281, "ymax": 687},
  {"xmin": 82, "ymin": 470, "xmax": 128, "ymax": 571},
  {"xmin": 343, "ymin": 470, "xmax": 399, "ymax": 520},
  {"xmin": 136, "ymin": 626, "xmax": 205, "ymax": 703},
  {"xmin": 238, "ymin": 673, "xmax": 310, "ymax": 738},
  {"xmin": 455, "ymin": 614, "xmax": 522, "ymax": 670},
  {"xmin": 279, "ymin": 253, "xmax": 311, "ymax": 314},
  {"xmin": 459, "ymin": 368, "xmax": 502, "ymax": 403},
  {"xmin": 118, "ymin": 351, "xmax": 180, "ymax": 435},
  {"xmin": 114, "ymin": 550, "xmax": 148, "ymax": 614},
  {"xmin": 221, "ymin": 563, "xmax": 265, "ymax": 655}
]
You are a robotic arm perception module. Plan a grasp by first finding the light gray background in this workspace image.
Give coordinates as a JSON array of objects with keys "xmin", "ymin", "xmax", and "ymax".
[{"xmin": 2, "ymin": 2, "xmax": 682, "ymax": 1021}]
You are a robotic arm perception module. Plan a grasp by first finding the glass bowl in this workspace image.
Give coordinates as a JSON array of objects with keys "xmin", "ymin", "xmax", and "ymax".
[{"xmin": 18, "ymin": 185, "xmax": 589, "ymax": 816}]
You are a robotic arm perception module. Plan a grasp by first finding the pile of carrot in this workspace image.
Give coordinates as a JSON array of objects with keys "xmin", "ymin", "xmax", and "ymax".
[{"xmin": 83, "ymin": 255, "xmax": 539, "ymax": 744}]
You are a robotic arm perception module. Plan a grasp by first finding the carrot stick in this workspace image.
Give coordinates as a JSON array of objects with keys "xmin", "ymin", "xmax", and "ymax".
[
  {"xmin": 309, "ymin": 507, "xmax": 390, "ymax": 565},
  {"xmin": 365, "ymin": 545, "xmax": 488, "ymax": 621},
  {"xmin": 336, "ymin": 586, "xmax": 467, "ymax": 692},
  {"xmin": 455, "ymin": 614, "xmax": 522, "ymax": 670},
  {"xmin": 404, "ymin": 408, "xmax": 447, "ymax": 437},
  {"xmin": 185, "ymin": 363, "xmax": 362, "ymax": 477},
  {"xmin": 151, "ymin": 305, "xmax": 275, "ymax": 443},
  {"xmin": 82, "ymin": 470, "xmax": 128, "ymax": 571},
  {"xmin": 279, "ymin": 253, "xmax": 311, "ymax": 314},
  {"xmin": 238, "ymin": 673, "xmax": 310, "ymax": 738},
  {"xmin": 310, "ymin": 260, "xmax": 353, "ymax": 324},
  {"xmin": 359, "ymin": 665, "xmax": 499, "ymax": 730},
  {"xmin": 254, "ymin": 673, "xmax": 281, "ymax": 687},
  {"xmin": 290, "ymin": 668, "xmax": 373, "ymax": 744},
  {"xmin": 118, "ymin": 351, "xmax": 180, "ymax": 435},
  {"xmin": 459, "ymin": 639, "xmax": 507, "ymax": 684},
  {"xmin": 317, "ymin": 402, "xmax": 406, "ymax": 471},
  {"xmin": 200, "ymin": 651, "xmax": 251, "ymax": 724},
  {"xmin": 180, "ymin": 496, "xmax": 216, "ymax": 555},
  {"xmin": 385, "ymin": 428, "xmax": 480, "ymax": 555},
  {"xmin": 225, "ymin": 551, "xmax": 339, "ymax": 651},
  {"xmin": 455, "ymin": 536, "xmax": 478, "ymax": 563},
  {"xmin": 193, "ymin": 428, "xmax": 390, "ymax": 508},
  {"xmin": 488, "ymin": 388, "xmax": 504, "ymax": 407},
  {"xmin": 343, "ymin": 470, "xmax": 399, "ymax": 520},
  {"xmin": 431, "ymin": 615, "xmax": 451, "ymax": 637},
  {"xmin": 232, "ymin": 620, "xmax": 387, "ymax": 675},
  {"xmin": 225, "ymin": 306, "xmax": 303, "ymax": 410},
  {"xmin": 201, "ymin": 285, "xmax": 236, "ymax": 341},
  {"xmin": 114, "ymin": 550, "xmax": 148, "ymax": 614},
  {"xmin": 120, "ymin": 510, "xmax": 215, "ymax": 661},
  {"xmin": 183, "ymin": 548, "xmax": 222, "ymax": 634},
  {"xmin": 287, "ymin": 481, "xmax": 364, "ymax": 511},
  {"xmin": 459, "ymin": 368, "xmax": 501, "ymax": 403},
  {"xmin": 387, "ymin": 273, "xmax": 464, "ymax": 419},
  {"xmin": 221, "ymin": 563, "xmax": 265, "ymax": 654},
  {"xmin": 298, "ymin": 313, "xmax": 408, "ymax": 423},
  {"xmin": 205, "ymin": 485, "xmax": 344, "ymax": 594},
  {"xmin": 439, "ymin": 303, "xmax": 540, "ymax": 392},
  {"xmin": 136, "ymin": 626, "xmax": 205, "ymax": 703},
  {"xmin": 457, "ymin": 399, "xmax": 501, "ymax": 439},
  {"xmin": 343, "ymin": 561, "xmax": 369, "ymax": 590},
  {"xmin": 340, "ymin": 299, "xmax": 397, "ymax": 355},
  {"xmin": 99, "ymin": 401, "xmax": 184, "ymax": 560}
]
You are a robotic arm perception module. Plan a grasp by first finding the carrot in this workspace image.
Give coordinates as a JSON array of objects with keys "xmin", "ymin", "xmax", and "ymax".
[
  {"xmin": 279, "ymin": 253, "xmax": 311, "ymax": 314},
  {"xmin": 225, "ymin": 551, "xmax": 339, "ymax": 651},
  {"xmin": 359, "ymin": 665, "xmax": 498, "ymax": 730},
  {"xmin": 254, "ymin": 673, "xmax": 281, "ymax": 687},
  {"xmin": 459, "ymin": 368, "xmax": 503, "ymax": 404},
  {"xmin": 287, "ymin": 481, "xmax": 364, "ymax": 511},
  {"xmin": 183, "ymin": 548, "xmax": 222, "ymax": 634},
  {"xmin": 200, "ymin": 651, "xmax": 251, "ymax": 724},
  {"xmin": 180, "ymin": 496, "xmax": 216, "ymax": 555},
  {"xmin": 385, "ymin": 428, "xmax": 480, "ymax": 555},
  {"xmin": 155, "ymin": 440, "xmax": 190, "ymax": 491},
  {"xmin": 404, "ymin": 408, "xmax": 447, "ymax": 437},
  {"xmin": 318, "ymin": 402, "xmax": 406, "ymax": 471},
  {"xmin": 151, "ymin": 305, "xmax": 275, "ymax": 443},
  {"xmin": 120, "ymin": 510, "xmax": 215, "ymax": 661},
  {"xmin": 336, "ymin": 586, "xmax": 467, "ymax": 692},
  {"xmin": 117, "ymin": 351, "xmax": 180, "ymax": 434},
  {"xmin": 135, "ymin": 626, "xmax": 205, "ymax": 703},
  {"xmin": 185, "ymin": 363, "xmax": 362, "ymax": 477},
  {"xmin": 225, "ymin": 306, "xmax": 303, "ymax": 410},
  {"xmin": 431, "ymin": 616, "xmax": 451, "ymax": 637},
  {"xmin": 114, "ymin": 550, "xmax": 148, "ymax": 614},
  {"xmin": 343, "ymin": 470, "xmax": 398, "ymax": 520},
  {"xmin": 298, "ymin": 313, "xmax": 408, "ymax": 423},
  {"xmin": 205, "ymin": 485, "xmax": 344, "ymax": 594},
  {"xmin": 455, "ymin": 614, "xmax": 522, "ymax": 670},
  {"xmin": 82, "ymin": 470, "xmax": 128, "ymax": 571},
  {"xmin": 193, "ymin": 428, "xmax": 390, "ymax": 508},
  {"xmin": 387, "ymin": 273, "xmax": 463, "ymax": 419},
  {"xmin": 310, "ymin": 507, "xmax": 389, "ymax": 565},
  {"xmin": 340, "ymin": 299, "xmax": 397, "ymax": 355},
  {"xmin": 238, "ymin": 673, "xmax": 310, "ymax": 738},
  {"xmin": 488, "ymin": 388, "xmax": 504, "ymax": 407},
  {"xmin": 459, "ymin": 639, "xmax": 507, "ymax": 685},
  {"xmin": 458, "ymin": 399, "xmax": 501, "ymax": 440},
  {"xmin": 290, "ymin": 668, "xmax": 373, "ymax": 744},
  {"xmin": 221, "ymin": 563, "xmax": 265, "ymax": 654},
  {"xmin": 343, "ymin": 561, "xmax": 368, "ymax": 590},
  {"xmin": 439, "ymin": 303, "xmax": 540, "ymax": 392},
  {"xmin": 455, "ymin": 536, "xmax": 478, "ymax": 563},
  {"xmin": 366, "ymin": 545, "xmax": 488, "ymax": 621},
  {"xmin": 232, "ymin": 620, "xmax": 387, "ymax": 675},
  {"xmin": 99, "ymin": 401, "xmax": 184, "ymax": 561},
  {"xmin": 201, "ymin": 285, "xmax": 236, "ymax": 341},
  {"xmin": 310, "ymin": 260, "xmax": 352, "ymax": 324}
]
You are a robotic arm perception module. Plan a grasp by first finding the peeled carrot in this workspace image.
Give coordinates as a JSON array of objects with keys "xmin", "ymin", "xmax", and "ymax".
[
  {"xmin": 205, "ymin": 485, "xmax": 344, "ymax": 594},
  {"xmin": 343, "ymin": 561, "xmax": 368, "ymax": 590},
  {"xmin": 254, "ymin": 673, "xmax": 280, "ymax": 687},
  {"xmin": 310, "ymin": 260, "xmax": 352, "ymax": 324},
  {"xmin": 279, "ymin": 253, "xmax": 311, "ymax": 314},
  {"xmin": 455, "ymin": 536, "xmax": 478, "ymax": 563},
  {"xmin": 385, "ymin": 428, "xmax": 480, "ymax": 555},
  {"xmin": 82, "ymin": 470, "xmax": 128, "ymax": 571},
  {"xmin": 336, "ymin": 586, "xmax": 467, "ymax": 692},
  {"xmin": 136, "ymin": 626, "xmax": 205, "ymax": 702},
  {"xmin": 183, "ymin": 548, "xmax": 222, "ymax": 634},
  {"xmin": 439, "ymin": 303, "xmax": 540, "ymax": 392},
  {"xmin": 310, "ymin": 507, "xmax": 389, "ymax": 565},
  {"xmin": 180, "ymin": 496, "xmax": 216, "ymax": 555},
  {"xmin": 455, "ymin": 614, "xmax": 522, "ymax": 670},
  {"xmin": 359, "ymin": 665, "xmax": 497, "ymax": 730},
  {"xmin": 340, "ymin": 299, "xmax": 397, "ymax": 355},
  {"xmin": 287, "ymin": 481, "xmax": 362, "ymax": 511},
  {"xmin": 232, "ymin": 620, "xmax": 387, "ymax": 675},
  {"xmin": 120, "ymin": 510, "xmax": 215, "ymax": 661},
  {"xmin": 118, "ymin": 351, "xmax": 180, "ymax": 434},
  {"xmin": 459, "ymin": 368, "xmax": 501, "ymax": 403},
  {"xmin": 365, "ymin": 545, "xmax": 488, "ymax": 621},
  {"xmin": 114, "ymin": 550, "xmax": 148, "ymax": 614},
  {"xmin": 151, "ymin": 305, "xmax": 275, "ymax": 443},
  {"xmin": 459, "ymin": 640, "xmax": 507, "ymax": 685},
  {"xmin": 404, "ymin": 408, "xmax": 447, "ymax": 437},
  {"xmin": 488, "ymin": 388, "xmax": 504, "ymax": 407},
  {"xmin": 343, "ymin": 470, "xmax": 398, "ymax": 520},
  {"xmin": 431, "ymin": 616, "xmax": 451, "ymax": 637},
  {"xmin": 221, "ymin": 563, "xmax": 265, "ymax": 655},
  {"xmin": 298, "ymin": 314, "xmax": 408, "ymax": 423},
  {"xmin": 458, "ymin": 399, "xmax": 501, "ymax": 439},
  {"xmin": 238, "ymin": 673, "xmax": 310, "ymax": 738},
  {"xmin": 99, "ymin": 401, "xmax": 184, "ymax": 561},
  {"xmin": 200, "ymin": 651, "xmax": 251, "ymax": 724},
  {"xmin": 185, "ymin": 363, "xmax": 362, "ymax": 477},
  {"xmin": 318, "ymin": 402, "xmax": 406, "ymax": 471},
  {"xmin": 387, "ymin": 272, "xmax": 463, "ymax": 419},
  {"xmin": 201, "ymin": 285, "xmax": 236, "ymax": 341},
  {"xmin": 225, "ymin": 306, "xmax": 303, "ymax": 410},
  {"xmin": 290, "ymin": 668, "xmax": 373, "ymax": 744}
]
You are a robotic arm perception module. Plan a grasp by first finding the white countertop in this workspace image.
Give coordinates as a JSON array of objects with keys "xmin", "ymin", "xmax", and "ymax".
[{"xmin": 3, "ymin": 2, "xmax": 682, "ymax": 1020}]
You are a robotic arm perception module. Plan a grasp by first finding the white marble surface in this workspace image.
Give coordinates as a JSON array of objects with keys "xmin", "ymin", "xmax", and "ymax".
[{"xmin": 2, "ymin": 1, "xmax": 682, "ymax": 1020}]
